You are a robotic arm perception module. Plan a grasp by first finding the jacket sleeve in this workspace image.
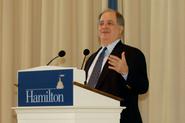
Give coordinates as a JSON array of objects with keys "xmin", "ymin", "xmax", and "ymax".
[{"xmin": 126, "ymin": 49, "xmax": 149, "ymax": 94}]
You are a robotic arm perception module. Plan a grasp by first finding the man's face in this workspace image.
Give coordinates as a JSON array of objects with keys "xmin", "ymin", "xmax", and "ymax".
[{"xmin": 98, "ymin": 11, "xmax": 123, "ymax": 46}]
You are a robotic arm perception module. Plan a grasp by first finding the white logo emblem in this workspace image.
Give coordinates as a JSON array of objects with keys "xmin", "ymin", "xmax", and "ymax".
[{"xmin": 56, "ymin": 75, "xmax": 64, "ymax": 89}]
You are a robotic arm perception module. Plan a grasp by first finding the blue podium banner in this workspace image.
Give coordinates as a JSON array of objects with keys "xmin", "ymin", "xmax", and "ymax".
[{"xmin": 18, "ymin": 69, "xmax": 73, "ymax": 106}]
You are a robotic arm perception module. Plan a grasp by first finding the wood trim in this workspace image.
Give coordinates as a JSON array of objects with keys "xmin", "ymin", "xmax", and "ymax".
[{"xmin": 73, "ymin": 82, "xmax": 123, "ymax": 101}]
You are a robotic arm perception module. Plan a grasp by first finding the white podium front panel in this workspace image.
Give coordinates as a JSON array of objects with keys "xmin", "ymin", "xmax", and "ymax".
[
  {"xmin": 14, "ymin": 67, "xmax": 125, "ymax": 123},
  {"xmin": 14, "ymin": 106, "xmax": 123, "ymax": 123}
]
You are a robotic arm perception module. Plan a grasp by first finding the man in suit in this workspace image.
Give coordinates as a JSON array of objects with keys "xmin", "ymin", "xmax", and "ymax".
[{"xmin": 84, "ymin": 9, "xmax": 149, "ymax": 123}]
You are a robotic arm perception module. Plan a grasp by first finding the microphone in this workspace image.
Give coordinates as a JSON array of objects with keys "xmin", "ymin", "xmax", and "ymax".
[
  {"xmin": 81, "ymin": 49, "xmax": 90, "ymax": 69},
  {"xmin": 47, "ymin": 50, "xmax": 66, "ymax": 65},
  {"xmin": 58, "ymin": 50, "xmax": 66, "ymax": 57}
]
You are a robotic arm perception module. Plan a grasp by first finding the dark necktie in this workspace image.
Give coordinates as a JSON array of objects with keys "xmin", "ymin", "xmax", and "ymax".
[{"xmin": 87, "ymin": 47, "xmax": 107, "ymax": 88}]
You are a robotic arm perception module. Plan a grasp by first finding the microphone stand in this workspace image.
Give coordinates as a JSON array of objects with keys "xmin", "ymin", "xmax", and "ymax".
[
  {"xmin": 81, "ymin": 55, "xmax": 87, "ymax": 69},
  {"xmin": 47, "ymin": 56, "xmax": 59, "ymax": 66}
]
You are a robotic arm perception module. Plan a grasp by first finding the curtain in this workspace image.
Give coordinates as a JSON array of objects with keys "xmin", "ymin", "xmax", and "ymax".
[
  {"xmin": 149, "ymin": 0, "xmax": 185, "ymax": 122},
  {"xmin": 0, "ymin": 0, "xmax": 107, "ymax": 123},
  {"xmin": 119, "ymin": 0, "xmax": 185, "ymax": 123},
  {"xmin": 1, "ymin": 0, "xmax": 185, "ymax": 123}
]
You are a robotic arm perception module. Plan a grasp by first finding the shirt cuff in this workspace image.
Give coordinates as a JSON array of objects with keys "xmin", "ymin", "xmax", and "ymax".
[{"xmin": 122, "ymin": 73, "xmax": 128, "ymax": 80}]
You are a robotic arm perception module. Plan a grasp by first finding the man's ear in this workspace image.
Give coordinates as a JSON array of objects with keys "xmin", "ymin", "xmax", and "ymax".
[{"xmin": 119, "ymin": 26, "xmax": 124, "ymax": 35}]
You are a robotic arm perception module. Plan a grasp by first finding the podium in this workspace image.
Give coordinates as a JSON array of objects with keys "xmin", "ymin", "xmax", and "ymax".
[{"xmin": 13, "ymin": 66, "xmax": 125, "ymax": 123}]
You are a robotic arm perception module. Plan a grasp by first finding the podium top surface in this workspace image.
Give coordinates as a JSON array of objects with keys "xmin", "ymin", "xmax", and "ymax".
[
  {"xmin": 74, "ymin": 82, "xmax": 123, "ymax": 101},
  {"xmin": 18, "ymin": 66, "xmax": 79, "ymax": 72}
]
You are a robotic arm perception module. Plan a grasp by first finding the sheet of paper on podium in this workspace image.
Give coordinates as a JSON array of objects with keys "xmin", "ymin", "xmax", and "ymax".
[{"xmin": 18, "ymin": 66, "xmax": 85, "ymax": 107}]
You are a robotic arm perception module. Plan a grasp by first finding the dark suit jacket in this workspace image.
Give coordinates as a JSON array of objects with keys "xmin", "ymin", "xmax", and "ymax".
[{"xmin": 84, "ymin": 41, "xmax": 149, "ymax": 123}]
